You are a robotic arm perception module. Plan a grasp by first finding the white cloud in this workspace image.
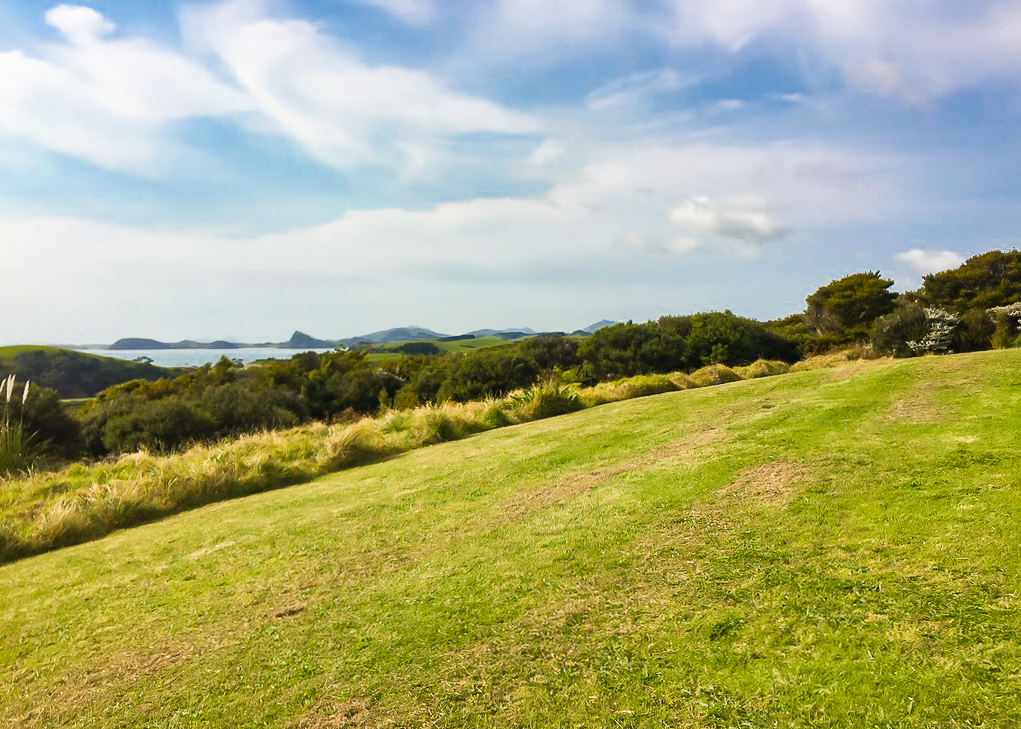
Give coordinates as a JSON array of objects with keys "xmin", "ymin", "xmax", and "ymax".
[
  {"xmin": 45, "ymin": 4, "xmax": 115, "ymax": 41},
  {"xmin": 353, "ymin": 0, "xmax": 435, "ymax": 25},
  {"xmin": 670, "ymin": 196, "xmax": 791, "ymax": 245},
  {"xmin": 0, "ymin": 2, "xmax": 537, "ymax": 175},
  {"xmin": 587, "ymin": 69, "xmax": 690, "ymax": 111},
  {"xmin": 0, "ymin": 134, "xmax": 917, "ymax": 341},
  {"xmin": 470, "ymin": 0, "xmax": 633, "ymax": 60},
  {"xmin": 656, "ymin": 1, "xmax": 1021, "ymax": 101},
  {"xmin": 895, "ymin": 249, "xmax": 965, "ymax": 275},
  {"xmin": 0, "ymin": 5, "xmax": 249, "ymax": 173},
  {"xmin": 183, "ymin": 5, "xmax": 538, "ymax": 169},
  {"xmin": 529, "ymin": 138, "xmax": 566, "ymax": 165},
  {"xmin": 615, "ymin": 230, "xmax": 698, "ymax": 255}
]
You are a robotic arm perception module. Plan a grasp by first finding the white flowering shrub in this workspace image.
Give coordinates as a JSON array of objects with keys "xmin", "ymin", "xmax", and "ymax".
[
  {"xmin": 987, "ymin": 302, "xmax": 1021, "ymax": 320},
  {"xmin": 907, "ymin": 308, "xmax": 960, "ymax": 355}
]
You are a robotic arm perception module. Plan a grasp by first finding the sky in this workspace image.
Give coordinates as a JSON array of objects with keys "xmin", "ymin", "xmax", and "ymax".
[{"xmin": 1, "ymin": 0, "xmax": 1019, "ymax": 344}]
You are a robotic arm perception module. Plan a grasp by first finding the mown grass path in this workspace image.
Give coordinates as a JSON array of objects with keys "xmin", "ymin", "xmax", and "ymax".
[{"xmin": 2, "ymin": 350, "xmax": 1020, "ymax": 727}]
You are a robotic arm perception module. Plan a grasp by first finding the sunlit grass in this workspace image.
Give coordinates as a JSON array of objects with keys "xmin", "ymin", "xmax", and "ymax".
[{"xmin": 1, "ymin": 349, "xmax": 1019, "ymax": 727}]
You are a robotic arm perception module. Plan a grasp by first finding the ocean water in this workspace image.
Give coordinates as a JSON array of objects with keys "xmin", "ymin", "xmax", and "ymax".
[{"xmin": 76, "ymin": 348, "xmax": 334, "ymax": 368}]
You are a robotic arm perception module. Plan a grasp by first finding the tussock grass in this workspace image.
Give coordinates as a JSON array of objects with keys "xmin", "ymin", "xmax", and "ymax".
[
  {"xmin": 0, "ymin": 350, "xmax": 876, "ymax": 563},
  {"xmin": 689, "ymin": 364, "xmax": 743, "ymax": 386},
  {"xmin": 733, "ymin": 359, "xmax": 791, "ymax": 379}
]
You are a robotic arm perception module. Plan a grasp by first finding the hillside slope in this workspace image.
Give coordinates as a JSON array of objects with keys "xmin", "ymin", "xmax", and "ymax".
[
  {"xmin": 2, "ymin": 350, "xmax": 1021, "ymax": 727},
  {"xmin": 0, "ymin": 346, "xmax": 175, "ymax": 398}
]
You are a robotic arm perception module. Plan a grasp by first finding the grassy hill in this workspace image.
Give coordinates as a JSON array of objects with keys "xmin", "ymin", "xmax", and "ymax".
[
  {"xmin": 364, "ymin": 335, "xmax": 535, "ymax": 362},
  {"xmin": 2, "ymin": 349, "xmax": 1020, "ymax": 727},
  {"xmin": 0, "ymin": 346, "xmax": 177, "ymax": 398}
]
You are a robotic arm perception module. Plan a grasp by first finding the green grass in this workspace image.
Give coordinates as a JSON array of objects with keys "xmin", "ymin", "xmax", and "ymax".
[
  {"xmin": 365, "ymin": 336, "xmax": 528, "ymax": 361},
  {"xmin": 2, "ymin": 349, "xmax": 1021, "ymax": 727}
]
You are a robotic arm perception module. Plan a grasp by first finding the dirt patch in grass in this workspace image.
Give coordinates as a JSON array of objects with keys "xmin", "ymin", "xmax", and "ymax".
[
  {"xmin": 497, "ymin": 428, "xmax": 729, "ymax": 522},
  {"xmin": 289, "ymin": 698, "xmax": 375, "ymax": 728},
  {"xmin": 880, "ymin": 395, "xmax": 943, "ymax": 424},
  {"xmin": 272, "ymin": 601, "xmax": 308, "ymax": 619},
  {"xmin": 4, "ymin": 640, "xmax": 205, "ymax": 728},
  {"xmin": 716, "ymin": 462, "xmax": 805, "ymax": 508},
  {"xmin": 822, "ymin": 359, "xmax": 890, "ymax": 382}
]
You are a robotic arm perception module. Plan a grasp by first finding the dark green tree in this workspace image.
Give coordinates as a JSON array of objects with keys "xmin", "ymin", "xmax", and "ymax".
[
  {"xmin": 804, "ymin": 272, "xmax": 898, "ymax": 343},
  {"xmin": 921, "ymin": 250, "xmax": 1021, "ymax": 311}
]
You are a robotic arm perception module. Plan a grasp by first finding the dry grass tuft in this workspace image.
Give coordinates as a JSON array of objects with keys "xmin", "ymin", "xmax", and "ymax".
[
  {"xmin": 689, "ymin": 365, "xmax": 743, "ymax": 387},
  {"xmin": 733, "ymin": 360, "xmax": 791, "ymax": 379}
]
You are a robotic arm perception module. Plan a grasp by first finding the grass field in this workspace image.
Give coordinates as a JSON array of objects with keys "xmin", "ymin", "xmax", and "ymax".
[
  {"xmin": 364, "ymin": 336, "xmax": 533, "ymax": 362},
  {"xmin": 2, "ymin": 349, "xmax": 1020, "ymax": 727}
]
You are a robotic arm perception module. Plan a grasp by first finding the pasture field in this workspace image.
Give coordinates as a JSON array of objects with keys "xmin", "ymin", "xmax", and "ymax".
[
  {"xmin": 364, "ymin": 336, "xmax": 537, "ymax": 361},
  {"xmin": 2, "ymin": 349, "xmax": 1020, "ymax": 727}
]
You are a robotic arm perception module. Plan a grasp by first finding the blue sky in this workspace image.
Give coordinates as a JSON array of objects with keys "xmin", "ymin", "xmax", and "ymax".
[{"xmin": 1, "ymin": 0, "xmax": 1019, "ymax": 344}]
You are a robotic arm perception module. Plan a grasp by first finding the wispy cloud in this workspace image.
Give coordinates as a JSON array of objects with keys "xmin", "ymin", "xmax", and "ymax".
[
  {"xmin": 182, "ymin": 2, "xmax": 538, "ymax": 170},
  {"xmin": 352, "ymin": 0, "xmax": 435, "ymax": 26},
  {"xmin": 0, "ymin": 4, "xmax": 248, "ymax": 173},
  {"xmin": 469, "ymin": 0, "xmax": 633, "ymax": 61},
  {"xmin": 586, "ymin": 69, "xmax": 692, "ymax": 111},
  {"xmin": 656, "ymin": 0, "xmax": 1021, "ymax": 102}
]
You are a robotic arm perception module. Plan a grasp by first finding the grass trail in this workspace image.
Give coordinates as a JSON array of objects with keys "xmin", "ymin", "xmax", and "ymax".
[{"xmin": 2, "ymin": 350, "xmax": 1020, "ymax": 727}]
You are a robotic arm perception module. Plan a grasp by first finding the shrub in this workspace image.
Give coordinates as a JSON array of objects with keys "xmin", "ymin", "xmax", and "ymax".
[
  {"xmin": 804, "ymin": 271, "xmax": 898, "ymax": 342},
  {"xmin": 992, "ymin": 311, "xmax": 1013, "ymax": 349},
  {"xmin": 907, "ymin": 308, "xmax": 960, "ymax": 355},
  {"xmin": 955, "ymin": 308, "xmax": 995, "ymax": 352},
  {"xmin": 870, "ymin": 302, "xmax": 929, "ymax": 357},
  {"xmin": 98, "ymin": 398, "xmax": 218, "ymax": 454}
]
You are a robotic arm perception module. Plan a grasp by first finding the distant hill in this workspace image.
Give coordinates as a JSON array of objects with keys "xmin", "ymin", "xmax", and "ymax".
[
  {"xmin": 109, "ymin": 338, "xmax": 173, "ymax": 350},
  {"xmin": 467, "ymin": 327, "xmax": 537, "ymax": 338},
  {"xmin": 582, "ymin": 320, "xmax": 616, "ymax": 333},
  {"xmin": 109, "ymin": 338, "xmax": 244, "ymax": 350},
  {"xmin": 0, "ymin": 346, "xmax": 177, "ymax": 398},
  {"xmin": 286, "ymin": 331, "xmax": 338, "ymax": 349},
  {"xmin": 343, "ymin": 326, "xmax": 450, "ymax": 346}
]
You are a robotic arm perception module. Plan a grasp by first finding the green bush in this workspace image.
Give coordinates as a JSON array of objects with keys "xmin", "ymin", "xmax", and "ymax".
[
  {"xmin": 870, "ymin": 302, "xmax": 929, "ymax": 357},
  {"xmin": 97, "ymin": 398, "xmax": 218, "ymax": 454}
]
